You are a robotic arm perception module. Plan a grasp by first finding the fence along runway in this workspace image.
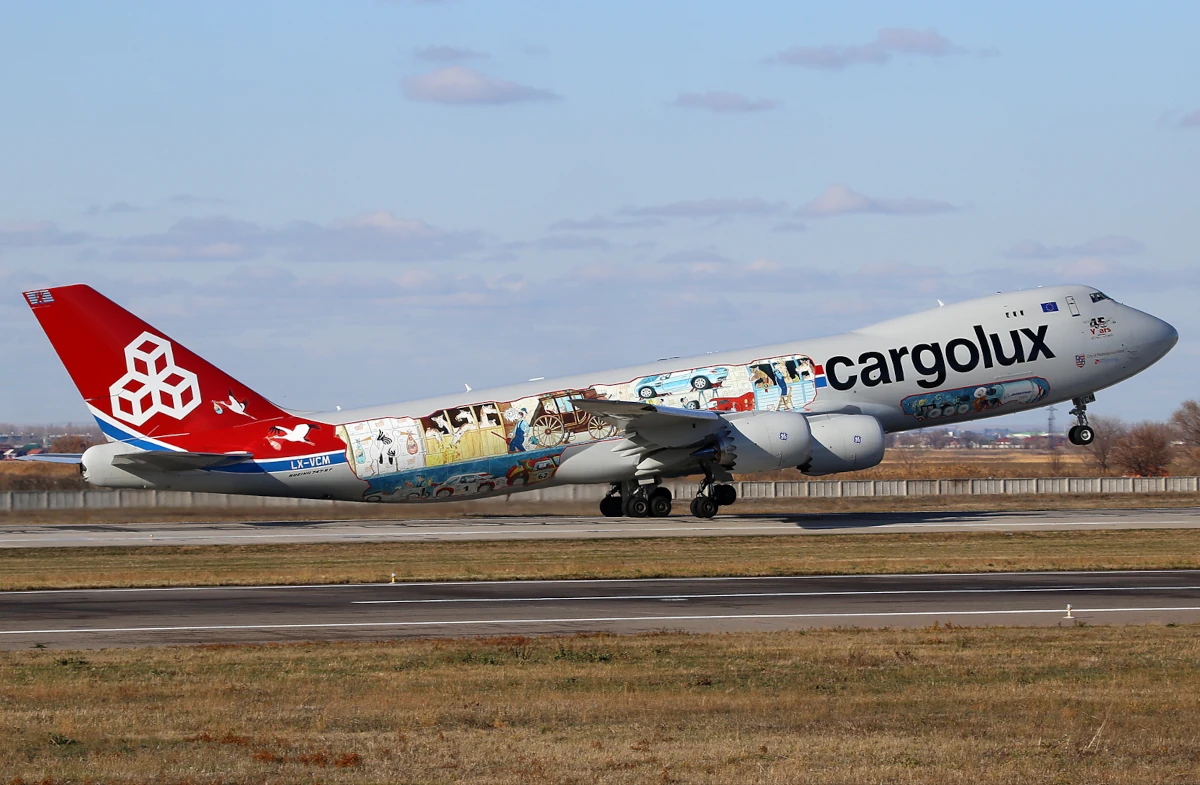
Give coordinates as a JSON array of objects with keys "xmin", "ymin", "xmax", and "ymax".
[
  {"xmin": 4, "ymin": 571, "xmax": 1200, "ymax": 649},
  {"xmin": 1, "ymin": 507, "xmax": 1199, "ymax": 548}
]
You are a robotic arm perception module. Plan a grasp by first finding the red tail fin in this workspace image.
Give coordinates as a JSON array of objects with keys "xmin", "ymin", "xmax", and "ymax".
[{"xmin": 24, "ymin": 285, "xmax": 289, "ymax": 440}]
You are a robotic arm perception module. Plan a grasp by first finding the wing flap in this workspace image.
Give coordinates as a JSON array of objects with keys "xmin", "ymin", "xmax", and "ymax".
[{"xmin": 572, "ymin": 399, "xmax": 719, "ymax": 427}]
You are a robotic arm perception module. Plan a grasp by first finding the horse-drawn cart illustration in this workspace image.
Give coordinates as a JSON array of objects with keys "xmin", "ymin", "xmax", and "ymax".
[{"xmin": 530, "ymin": 388, "xmax": 616, "ymax": 447}]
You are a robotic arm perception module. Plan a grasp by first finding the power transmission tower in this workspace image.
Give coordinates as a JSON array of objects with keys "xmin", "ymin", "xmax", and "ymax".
[{"xmin": 1047, "ymin": 404, "xmax": 1058, "ymax": 450}]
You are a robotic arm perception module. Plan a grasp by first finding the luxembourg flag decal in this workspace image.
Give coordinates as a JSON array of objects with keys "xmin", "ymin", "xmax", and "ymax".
[{"xmin": 813, "ymin": 364, "xmax": 828, "ymax": 388}]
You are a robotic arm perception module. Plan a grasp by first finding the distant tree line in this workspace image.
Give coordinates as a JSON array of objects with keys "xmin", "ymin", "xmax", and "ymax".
[{"xmin": 1076, "ymin": 400, "xmax": 1200, "ymax": 476}]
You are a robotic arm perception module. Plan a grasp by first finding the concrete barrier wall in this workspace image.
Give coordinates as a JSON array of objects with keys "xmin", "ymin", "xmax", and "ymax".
[{"xmin": 1, "ymin": 476, "xmax": 1198, "ymax": 511}]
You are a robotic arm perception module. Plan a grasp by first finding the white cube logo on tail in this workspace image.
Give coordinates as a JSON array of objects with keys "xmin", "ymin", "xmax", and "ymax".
[{"xmin": 108, "ymin": 332, "xmax": 201, "ymax": 426}]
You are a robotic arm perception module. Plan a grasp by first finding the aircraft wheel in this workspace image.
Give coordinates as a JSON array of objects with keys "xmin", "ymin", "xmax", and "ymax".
[
  {"xmin": 624, "ymin": 494, "xmax": 650, "ymax": 518},
  {"xmin": 690, "ymin": 496, "xmax": 718, "ymax": 519},
  {"xmin": 712, "ymin": 484, "xmax": 737, "ymax": 507},
  {"xmin": 1072, "ymin": 425, "xmax": 1095, "ymax": 446},
  {"xmin": 648, "ymin": 489, "xmax": 672, "ymax": 517},
  {"xmin": 599, "ymin": 496, "xmax": 622, "ymax": 517}
]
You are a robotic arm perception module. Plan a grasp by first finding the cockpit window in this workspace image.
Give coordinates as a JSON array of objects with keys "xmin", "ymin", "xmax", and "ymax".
[{"xmin": 1089, "ymin": 291, "xmax": 1111, "ymax": 303}]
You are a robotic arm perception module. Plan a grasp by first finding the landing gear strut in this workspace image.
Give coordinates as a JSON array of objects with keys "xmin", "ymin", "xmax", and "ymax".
[
  {"xmin": 1067, "ymin": 393, "xmax": 1096, "ymax": 446},
  {"xmin": 689, "ymin": 468, "xmax": 737, "ymax": 519}
]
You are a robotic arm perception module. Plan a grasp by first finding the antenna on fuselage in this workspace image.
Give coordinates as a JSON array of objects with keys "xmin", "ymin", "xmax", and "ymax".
[
  {"xmin": 937, "ymin": 299, "xmax": 944, "ymax": 307},
  {"xmin": 464, "ymin": 383, "xmax": 472, "ymax": 392}
]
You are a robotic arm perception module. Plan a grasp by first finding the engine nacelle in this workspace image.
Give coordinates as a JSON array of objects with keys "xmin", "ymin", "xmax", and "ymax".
[
  {"xmin": 715, "ymin": 411, "xmax": 813, "ymax": 474},
  {"xmin": 799, "ymin": 414, "xmax": 885, "ymax": 475}
]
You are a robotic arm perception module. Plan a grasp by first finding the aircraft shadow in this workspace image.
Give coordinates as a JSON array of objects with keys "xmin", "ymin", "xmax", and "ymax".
[{"xmin": 736, "ymin": 510, "xmax": 1042, "ymax": 530}]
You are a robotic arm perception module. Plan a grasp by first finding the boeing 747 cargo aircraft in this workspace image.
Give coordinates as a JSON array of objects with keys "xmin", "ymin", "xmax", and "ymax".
[{"xmin": 23, "ymin": 284, "xmax": 1176, "ymax": 518}]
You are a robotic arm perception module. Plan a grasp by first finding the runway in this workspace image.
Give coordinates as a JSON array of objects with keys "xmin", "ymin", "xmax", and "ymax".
[
  {"xmin": 3, "ymin": 570, "xmax": 1200, "ymax": 649},
  {"xmin": 1, "ymin": 507, "xmax": 1198, "ymax": 547}
]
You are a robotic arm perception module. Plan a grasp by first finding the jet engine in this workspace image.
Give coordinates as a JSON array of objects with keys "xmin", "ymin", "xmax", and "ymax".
[
  {"xmin": 705, "ymin": 411, "xmax": 814, "ymax": 474},
  {"xmin": 798, "ymin": 414, "xmax": 885, "ymax": 475}
]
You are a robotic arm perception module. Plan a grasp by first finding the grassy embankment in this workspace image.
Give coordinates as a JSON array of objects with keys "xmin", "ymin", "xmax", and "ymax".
[
  {"xmin": 5, "ymin": 526, "xmax": 1200, "ymax": 591},
  {"xmin": 3, "ymin": 626, "xmax": 1200, "ymax": 783}
]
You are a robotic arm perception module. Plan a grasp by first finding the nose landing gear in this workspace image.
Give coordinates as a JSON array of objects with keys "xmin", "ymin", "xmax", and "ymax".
[
  {"xmin": 688, "ymin": 472, "xmax": 738, "ymax": 519},
  {"xmin": 1067, "ymin": 393, "xmax": 1097, "ymax": 446}
]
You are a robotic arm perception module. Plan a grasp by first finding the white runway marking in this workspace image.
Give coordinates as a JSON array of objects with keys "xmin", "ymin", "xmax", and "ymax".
[
  {"xmin": 4, "ymin": 606, "xmax": 1200, "ymax": 637},
  {"xmin": 349, "ymin": 585, "xmax": 1200, "ymax": 605},
  {"xmin": 5, "ymin": 569, "xmax": 1197, "ymax": 595}
]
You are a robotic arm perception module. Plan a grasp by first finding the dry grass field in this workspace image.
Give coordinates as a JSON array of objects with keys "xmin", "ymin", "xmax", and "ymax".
[
  {"xmin": 5, "ymin": 526, "xmax": 1200, "ymax": 591},
  {"xmin": 3, "ymin": 625, "xmax": 1199, "ymax": 784},
  {"xmin": 0, "ymin": 461, "xmax": 86, "ymax": 491}
]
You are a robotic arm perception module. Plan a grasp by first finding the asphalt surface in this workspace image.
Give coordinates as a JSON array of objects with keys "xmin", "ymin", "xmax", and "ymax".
[
  {"xmin": 1, "ymin": 507, "xmax": 1198, "ymax": 547},
  {"xmin": 4, "ymin": 570, "xmax": 1200, "ymax": 649}
]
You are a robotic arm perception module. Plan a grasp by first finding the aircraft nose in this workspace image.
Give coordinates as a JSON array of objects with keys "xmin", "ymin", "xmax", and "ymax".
[{"xmin": 1129, "ymin": 309, "xmax": 1178, "ymax": 363}]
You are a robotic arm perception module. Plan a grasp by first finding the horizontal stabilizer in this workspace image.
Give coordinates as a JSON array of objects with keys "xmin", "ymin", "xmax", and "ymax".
[
  {"xmin": 13, "ymin": 454, "xmax": 84, "ymax": 464},
  {"xmin": 112, "ymin": 451, "xmax": 254, "ymax": 471}
]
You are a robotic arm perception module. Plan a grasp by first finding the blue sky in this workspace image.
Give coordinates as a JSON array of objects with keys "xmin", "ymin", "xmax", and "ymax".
[{"xmin": 2, "ymin": 1, "xmax": 1197, "ymax": 425}]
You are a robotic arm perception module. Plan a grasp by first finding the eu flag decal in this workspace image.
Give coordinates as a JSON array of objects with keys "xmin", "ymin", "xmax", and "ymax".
[{"xmin": 1040, "ymin": 301, "xmax": 1059, "ymax": 313}]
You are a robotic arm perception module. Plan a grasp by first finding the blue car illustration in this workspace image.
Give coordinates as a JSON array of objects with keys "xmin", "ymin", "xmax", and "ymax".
[{"xmin": 634, "ymin": 367, "xmax": 729, "ymax": 399}]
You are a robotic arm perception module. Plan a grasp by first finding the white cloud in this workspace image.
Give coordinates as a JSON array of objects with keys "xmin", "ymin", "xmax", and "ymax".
[
  {"xmin": 770, "ymin": 220, "xmax": 808, "ymax": 233},
  {"xmin": 0, "ymin": 221, "xmax": 88, "ymax": 248},
  {"xmin": 402, "ymin": 66, "xmax": 559, "ymax": 105},
  {"xmin": 548, "ymin": 215, "xmax": 665, "ymax": 231},
  {"xmin": 533, "ymin": 234, "xmax": 614, "ymax": 251},
  {"xmin": 1004, "ymin": 235, "xmax": 1144, "ymax": 259},
  {"xmin": 114, "ymin": 216, "xmax": 267, "ymax": 261},
  {"xmin": 87, "ymin": 201, "xmax": 143, "ymax": 216},
  {"xmin": 113, "ymin": 211, "xmax": 481, "ymax": 263},
  {"xmin": 768, "ymin": 27, "xmax": 963, "ymax": 70},
  {"xmin": 797, "ymin": 184, "xmax": 955, "ymax": 217},
  {"xmin": 669, "ymin": 91, "xmax": 779, "ymax": 114},
  {"xmin": 657, "ymin": 249, "xmax": 735, "ymax": 267},
  {"xmin": 413, "ymin": 45, "xmax": 489, "ymax": 63},
  {"xmin": 283, "ymin": 211, "xmax": 483, "ymax": 262},
  {"xmin": 620, "ymin": 197, "xmax": 785, "ymax": 220},
  {"xmin": 167, "ymin": 194, "xmax": 229, "ymax": 206}
]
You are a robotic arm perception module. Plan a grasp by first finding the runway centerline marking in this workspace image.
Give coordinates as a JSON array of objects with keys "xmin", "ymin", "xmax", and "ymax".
[
  {"xmin": 349, "ymin": 585, "xmax": 1200, "ymax": 605},
  {"xmin": 4, "ymin": 606, "xmax": 1200, "ymax": 636}
]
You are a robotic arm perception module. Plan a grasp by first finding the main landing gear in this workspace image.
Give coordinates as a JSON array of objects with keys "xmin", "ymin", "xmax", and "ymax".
[
  {"xmin": 1067, "ymin": 393, "xmax": 1097, "ymax": 446},
  {"xmin": 600, "ymin": 483, "xmax": 673, "ymax": 518},
  {"xmin": 598, "ymin": 477, "xmax": 738, "ymax": 519}
]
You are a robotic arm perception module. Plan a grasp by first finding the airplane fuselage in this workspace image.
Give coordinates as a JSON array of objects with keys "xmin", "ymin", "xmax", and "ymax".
[{"xmin": 72, "ymin": 284, "xmax": 1177, "ymax": 506}]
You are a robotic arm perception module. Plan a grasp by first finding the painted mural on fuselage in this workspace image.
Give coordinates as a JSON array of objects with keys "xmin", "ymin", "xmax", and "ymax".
[{"xmin": 337, "ymin": 351, "xmax": 826, "ymax": 502}]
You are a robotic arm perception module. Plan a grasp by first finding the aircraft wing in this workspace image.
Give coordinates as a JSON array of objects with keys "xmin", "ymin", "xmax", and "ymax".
[
  {"xmin": 572, "ymin": 399, "xmax": 725, "ymax": 457},
  {"xmin": 571, "ymin": 399, "xmax": 719, "ymax": 428},
  {"xmin": 111, "ymin": 451, "xmax": 255, "ymax": 471}
]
